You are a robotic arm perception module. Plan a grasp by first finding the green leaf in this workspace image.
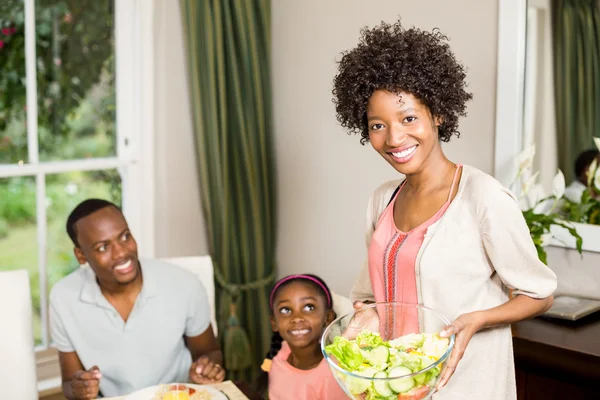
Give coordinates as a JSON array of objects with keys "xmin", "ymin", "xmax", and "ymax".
[{"xmin": 536, "ymin": 245, "xmax": 547, "ymax": 265}]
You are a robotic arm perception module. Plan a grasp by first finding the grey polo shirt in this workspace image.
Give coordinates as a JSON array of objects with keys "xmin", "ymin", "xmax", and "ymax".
[{"xmin": 49, "ymin": 258, "xmax": 211, "ymax": 397}]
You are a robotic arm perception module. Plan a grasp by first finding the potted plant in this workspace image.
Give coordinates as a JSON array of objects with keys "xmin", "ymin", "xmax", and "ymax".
[{"xmin": 512, "ymin": 144, "xmax": 583, "ymax": 264}]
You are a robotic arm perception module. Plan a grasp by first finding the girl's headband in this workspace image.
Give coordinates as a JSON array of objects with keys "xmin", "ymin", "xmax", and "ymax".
[{"xmin": 269, "ymin": 274, "xmax": 332, "ymax": 310}]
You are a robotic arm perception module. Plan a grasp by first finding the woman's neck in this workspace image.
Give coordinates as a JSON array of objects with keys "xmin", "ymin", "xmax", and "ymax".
[
  {"xmin": 287, "ymin": 343, "xmax": 323, "ymax": 370},
  {"xmin": 405, "ymin": 147, "xmax": 455, "ymax": 195}
]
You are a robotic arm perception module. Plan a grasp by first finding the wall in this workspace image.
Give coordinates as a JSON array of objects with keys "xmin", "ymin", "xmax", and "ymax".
[
  {"xmin": 151, "ymin": 0, "xmax": 598, "ymax": 298},
  {"xmin": 271, "ymin": 0, "xmax": 499, "ymax": 295},
  {"xmin": 153, "ymin": 0, "xmax": 209, "ymax": 257}
]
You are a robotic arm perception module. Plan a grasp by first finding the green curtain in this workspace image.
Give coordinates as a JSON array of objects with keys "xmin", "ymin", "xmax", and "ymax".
[
  {"xmin": 179, "ymin": 0, "xmax": 276, "ymax": 381},
  {"xmin": 552, "ymin": 0, "xmax": 600, "ymax": 180}
]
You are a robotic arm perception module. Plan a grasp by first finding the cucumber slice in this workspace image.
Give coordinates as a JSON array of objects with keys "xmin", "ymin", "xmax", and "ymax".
[
  {"xmin": 373, "ymin": 371, "xmax": 394, "ymax": 397},
  {"xmin": 363, "ymin": 345, "xmax": 389, "ymax": 365},
  {"xmin": 347, "ymin": 367, "xmax": 378, "ymax": 395},
  {"xmin": 387, "ymin": 366, "xmax": 415, "ymax": 393}
]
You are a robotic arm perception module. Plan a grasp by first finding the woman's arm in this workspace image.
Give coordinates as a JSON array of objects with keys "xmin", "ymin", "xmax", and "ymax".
[
  {"xmin": 438, "ymin": 177, "xmax": 557, "ymax": 389},
  {"xmin": 478, "ymin": 293, "xmax": 553, "ymax": 328}
]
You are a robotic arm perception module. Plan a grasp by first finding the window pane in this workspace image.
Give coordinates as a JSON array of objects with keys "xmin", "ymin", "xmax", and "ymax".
[
  {"xmin": 36, "ymin": 0, "xmax": 116, "ymax": 161},
  {"xmin": 46, "ymin": 169, "xmax": 122, "ymax": 291},
  {"xmin": 0, "ymin": 176, "xmax": 41, "ymax": 344},
  {"xmin": 0, "ymin": 1, "xmax": 29, "ymax": 164}
]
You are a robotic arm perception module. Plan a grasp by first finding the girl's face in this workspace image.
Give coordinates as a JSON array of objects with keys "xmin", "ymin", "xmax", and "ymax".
[
  {"xmin": 270, "ymin": 281, "xmax": 334, "ymax": 350},
  {"xmin": 367, "ymin": 90, "xmax": 443, "ymax": 176}
]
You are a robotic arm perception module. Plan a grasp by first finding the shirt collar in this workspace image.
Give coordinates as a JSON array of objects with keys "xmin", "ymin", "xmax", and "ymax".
[
  {"xmin": 138, "ymin": 259, "xmax": 158, "ymax": 299},
  {"xmin": 79, "ymin": 259, "xmax": 158, "ymax": 307}
]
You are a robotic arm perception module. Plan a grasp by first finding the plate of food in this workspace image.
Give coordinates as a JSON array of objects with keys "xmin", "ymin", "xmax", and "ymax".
[{"xmin": 124, "ymin": 383, "xmax": 228, "ymax": 400}]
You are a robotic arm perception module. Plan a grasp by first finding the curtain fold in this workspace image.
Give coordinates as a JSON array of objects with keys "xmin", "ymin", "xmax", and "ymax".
[
  {"xmin": 552, "ymin": 0, "xmax": 600, "ymax": 180},
  {"xmin": 179, "ymin": 0, "xmax": 275, "ymax": 381}
]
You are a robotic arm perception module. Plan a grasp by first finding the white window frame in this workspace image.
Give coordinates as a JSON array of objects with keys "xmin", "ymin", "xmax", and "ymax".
[{"xmin": 0, "ymin": 0, "xmax": 155, "ymax": 394}]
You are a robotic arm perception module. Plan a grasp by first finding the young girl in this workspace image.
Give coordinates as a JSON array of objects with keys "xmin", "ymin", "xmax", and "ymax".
[{"xmin": 256, "ymin": 274, "xmax": 348, "ymax": 400}]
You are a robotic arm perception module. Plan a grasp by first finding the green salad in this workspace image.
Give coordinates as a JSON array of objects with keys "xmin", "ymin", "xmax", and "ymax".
[{"xmin": 324, "ymin": 331, "xmax": 450, "ymax": 399}]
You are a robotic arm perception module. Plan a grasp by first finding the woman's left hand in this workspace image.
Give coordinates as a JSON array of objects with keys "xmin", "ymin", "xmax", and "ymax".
[{"xmin": 436, "ymin": 312, "xmax": 485, "ymax": 390}]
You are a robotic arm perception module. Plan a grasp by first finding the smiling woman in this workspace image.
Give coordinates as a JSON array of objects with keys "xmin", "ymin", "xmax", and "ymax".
[{"xmin": 335, "ymin": 19, "xmax": 558, "ymax": 400}]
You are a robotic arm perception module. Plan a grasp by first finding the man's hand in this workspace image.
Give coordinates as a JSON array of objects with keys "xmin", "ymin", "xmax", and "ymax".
[
  {"xmin": 189, "ymin": 356, "xmax": 226, "ymax": 384},
  {"xmin": 68, "ymin": 366, "xmax": 101, "ymax": 400}
]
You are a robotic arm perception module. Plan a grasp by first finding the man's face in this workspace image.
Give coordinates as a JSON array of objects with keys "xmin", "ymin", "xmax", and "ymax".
[{"xmin": 73, "ymin": 206, "xmax": 140, "ymax": 287}]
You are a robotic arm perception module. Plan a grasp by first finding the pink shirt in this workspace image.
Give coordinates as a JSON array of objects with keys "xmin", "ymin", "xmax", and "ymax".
[
  {"xmin": 368, "ymin": 165, "xmax": 461, "ymax": 338},
  {"xmin": 268, "ymin": 341, "xmax": 348, "ymax": 400}
]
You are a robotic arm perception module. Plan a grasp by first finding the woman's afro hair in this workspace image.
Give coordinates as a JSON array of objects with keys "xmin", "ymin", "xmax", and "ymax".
[{"xmin": 332, "ymin": 20, "xmax": 473, "ymax": 144}]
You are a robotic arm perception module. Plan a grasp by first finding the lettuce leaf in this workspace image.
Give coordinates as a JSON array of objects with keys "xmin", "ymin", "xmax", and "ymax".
[
  {"xmin": 324, "ymin": 336, "xmax": 364, "ymax": 371},
  {"xmin": 355, "ymin": 331, "xmax": 385, "ymax": 348}
]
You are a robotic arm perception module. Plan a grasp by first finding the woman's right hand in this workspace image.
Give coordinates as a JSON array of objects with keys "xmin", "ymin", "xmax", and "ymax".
[{"xmin": 342, "ymin": 301, "xmax": 380, "ymax": 339}]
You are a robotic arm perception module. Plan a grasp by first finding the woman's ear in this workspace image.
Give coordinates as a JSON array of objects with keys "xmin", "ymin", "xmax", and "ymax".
[{"xmin": 434, "ymin": 115, "xmax": 444, "ymax": 127}]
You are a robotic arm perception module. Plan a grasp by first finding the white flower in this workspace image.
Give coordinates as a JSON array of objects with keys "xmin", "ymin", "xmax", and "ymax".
[
  {"xmin": 594, "ymin": 137, "xmax": 600, "ymax": 152},
  {"xmin": 517, "ymin": 143, "xmax": 536, "ymax": 174},
  {"xmin": 527, "ymin": 183, "xmax": 545, "ymax": 210},
  {"xmin": 552, "ymin": 169, "xmax": 566, "ymax": 199},
  {"xmin": 540, "ymin": 233, "xmax": 553, "ymax": 247},
  {"xmin": 522, "ymin": 171, "xmax": 540, "ymax": 195},
  {"xmin": 594, "ymin": 165, "xmax": 600, "ymax": 192}
]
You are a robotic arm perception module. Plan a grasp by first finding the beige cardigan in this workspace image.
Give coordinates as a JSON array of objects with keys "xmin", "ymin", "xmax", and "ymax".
[{"xmin": 350, "ymin": 165, "xmax": 557, "ymax": 400}]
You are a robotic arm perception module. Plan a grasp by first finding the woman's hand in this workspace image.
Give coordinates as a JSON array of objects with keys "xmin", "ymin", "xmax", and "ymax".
[
  {"xmin": 189, "ymin": 356, "xmax": 226, "ymax": 384},
  {"xmin": 436, "ymin": 312, "xmax": 485, "ymax": 390},
  {"xmin": 342, "ymin": 301, "xmax": 379, "ymax": 339}
]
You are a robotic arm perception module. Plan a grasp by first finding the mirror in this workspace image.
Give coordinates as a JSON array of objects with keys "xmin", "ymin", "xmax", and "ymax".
[{"xmin": 495, "ymin": 0, "xmax": 600, "ymax": 252}]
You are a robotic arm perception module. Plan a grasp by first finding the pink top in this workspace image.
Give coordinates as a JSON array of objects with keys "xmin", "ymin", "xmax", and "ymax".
[
  {"xmin": 268, "ymin": 341, "xmax": 348, "ymax": 400},
  {"xmin": 367, "ymin": 165, "xmax": 462, "ymax": 337}
]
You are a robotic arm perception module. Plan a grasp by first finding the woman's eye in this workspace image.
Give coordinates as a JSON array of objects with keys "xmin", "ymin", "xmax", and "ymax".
[
  {"xmin": 370, "ymin": 123, "xmax": 385, "ymax": 131},
  {"xmin": 404, "ymin": 116, "xmax": 417, "ymax": 123},
  {"xmin": 97, "ymin": 245, "xmax": 107, "ymax": 252},
  {"xmin": 121, "ymin": 232, "xmax": 130, "ymax": 241}
]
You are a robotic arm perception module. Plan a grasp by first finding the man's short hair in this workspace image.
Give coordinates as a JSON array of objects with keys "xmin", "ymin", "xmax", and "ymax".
[
  {"xmin": 66, "ymin": 199, "xmax": 121, "ymax": 246},
  {"xmin": 575, "ymin": 149, "xmax": 600, "ymax": 179}
]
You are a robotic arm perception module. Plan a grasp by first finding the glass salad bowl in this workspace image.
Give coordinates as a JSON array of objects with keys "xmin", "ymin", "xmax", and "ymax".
[{"xmin": 321, "ymin": 302, "xmax": 455, "ymax": 400}]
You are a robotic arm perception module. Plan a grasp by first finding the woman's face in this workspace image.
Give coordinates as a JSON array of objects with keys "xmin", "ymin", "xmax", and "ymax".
[{"xmin": 367, "ymin": 90, "xmax": 442, "ymax": 175}]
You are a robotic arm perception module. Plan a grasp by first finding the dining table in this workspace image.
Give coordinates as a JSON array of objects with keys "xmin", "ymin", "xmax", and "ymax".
[{"xmin": 102, "ymin": 380, "xmax": 262, "ymax": 400}]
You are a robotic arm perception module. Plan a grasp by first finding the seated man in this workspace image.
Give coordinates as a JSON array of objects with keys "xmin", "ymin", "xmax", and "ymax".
[
  {"xmin": 564, "ymin": 149, "xmax": 600, "ymax": 203},
  {"xmin": 50, "ymin": 199, "xmax": 225, "ymax": 400}
]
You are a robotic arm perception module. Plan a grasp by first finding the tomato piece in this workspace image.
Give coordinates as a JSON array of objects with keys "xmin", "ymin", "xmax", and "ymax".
[{"xmin": 398, "ymin": 386, "xmax": 429, "ymax": 400}]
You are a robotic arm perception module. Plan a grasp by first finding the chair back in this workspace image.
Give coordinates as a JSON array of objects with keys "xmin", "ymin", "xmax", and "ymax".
[
  {"xmin": 331, "ymin": 291, "xmax": 354, "ymax": 319},
  {"xmin": 161, "ymin": 256, "xmax": 218, "ymax": 335},
  {"xmin": 0, "ymin": 270, "xmax": 38, "ymax": 399}
]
